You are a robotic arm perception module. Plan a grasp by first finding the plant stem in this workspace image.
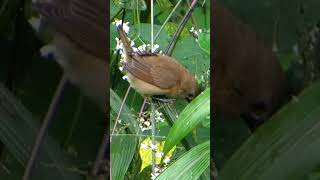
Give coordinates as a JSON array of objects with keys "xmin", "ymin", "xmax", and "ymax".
[
  {"xmin": 111, "ymin": 86, "xmax": 131, "ymax": 142},
  {"xmin": 23, "ymin": 75, "xmax": 68, "ymax": 180},
  {"xmin": 165, "ymin": 0, "xmax": 199, "ymax": 56},
  {"xmin": 154, "ymin": 0, "xmax": 183, "ymax": 42},
  {"xmin": 151, "ymin": 0, "xmax": 154, "ymax": 52},
  {"xmin": 150, "ymin": 98, "xmax": 156, "ymax": 175}
]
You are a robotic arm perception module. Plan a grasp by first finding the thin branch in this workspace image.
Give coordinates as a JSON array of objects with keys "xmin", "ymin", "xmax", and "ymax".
[
  {"xmin": 150, "ymin": 98, "xmax": 156, "ymax": 175},
  {"xmin": 23, "ymin": 75, "xmax": 68, "ymax": 180},
  {"xmin": 154, "ymin": 0, "xmax": 183, "ymax": 42},
  {"xmin": 91, "ymin": 132, "xmax": 109, "ymax": 177},
  {"xmin": 165, "ymin": 0, "xmax": 199, "ymax": 55},
  {"xmin": 110, "ymin": 86, "xmax": 131, "ymax": 141}
]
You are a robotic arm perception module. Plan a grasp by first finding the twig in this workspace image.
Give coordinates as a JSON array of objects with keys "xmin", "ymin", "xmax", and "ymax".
[
  {"xmin": 63, "ymin": 95, "xmax": 83, "ymax": 147},
  {"xmin": 91, "ymin": 132, "xmax": 109, "ymax": 177},
  {"xmin": 165, "ymin": 0, "xmax": 199, "ymax": 55},
  {"xmin": 150, "ymin": 98, "xmax": 156, "ymax": 175},
  {"xmin": 211, "ymin": 158, "xmax": 218, "ymax": 179},
  {"xmin": 150, "ymin": 0, "xmax": 157, "ymax": 175},
  {"xmin": 154, "ymin": 0, "xmax": 183, "ymax": 42},
  {"xmin": 139, "ymin": 98, "xmax": 147, "ymax": 117},
  {"xmin": 110, "ymin": 86, "xmax": 131, "ymax": 141},
  {"xmin": 151, "ymin": 0, "xmax": 154, "ymax": 51},
  {"xmin": 22, "ymin": 75, "xmax": 68, "ymax": 180}
]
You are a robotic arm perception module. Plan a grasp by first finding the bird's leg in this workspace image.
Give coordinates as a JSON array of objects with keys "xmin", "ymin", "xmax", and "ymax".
[{"xmin": 138, "ymin": 97, "xmax": 148, "ymax": 117}]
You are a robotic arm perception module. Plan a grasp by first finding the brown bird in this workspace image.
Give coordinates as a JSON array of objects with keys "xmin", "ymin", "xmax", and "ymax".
[
  {"xmin": 117, "ymin": 25, "xmax": 200, "ymax": 101},
  {"xmin": 213, "ymin": 4, "xmax": 287, "ymax": 130},
  {"xmin": 32, "ymin": 0, "xmax": 108, "ymax": 110}
]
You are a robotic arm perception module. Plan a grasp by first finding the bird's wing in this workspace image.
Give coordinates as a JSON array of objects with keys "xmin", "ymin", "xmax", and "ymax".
[
  {"xmin": 32, "ymin": 0, "xmax": 107, "ymax": 59},
  {"xmin": 124, "ymin": 53, "xmax": 181, "ymax": 89}
]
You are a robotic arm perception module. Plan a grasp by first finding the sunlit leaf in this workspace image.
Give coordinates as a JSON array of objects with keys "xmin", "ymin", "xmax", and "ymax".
[
  {"xmin": 156, "ymin": 141, "xmax": 210, "ymax": 180},
  {"xmin": 163, "ymin": 88, "xmax": 210, "ymax": 155}
]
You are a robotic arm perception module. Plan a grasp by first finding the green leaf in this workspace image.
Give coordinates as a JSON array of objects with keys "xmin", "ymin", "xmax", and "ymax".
[
  {"xmin": 0, "ymin": 84, "xmax": 81, "ymax": 179},
  {"xmin": 156, "ymin": 141, "xmax": 210, "ymax": 180},
  {"xmin": 163, "ymin": 88, "xmax": 210, "ymax": 155},
  {"xmin": 219, "ymin": 81, "xmax": 320, "ymax": 180},
  {"xmin": 113, "ymin": 0, "xmax": 147, "ymax": 11},
  {"xmin": 111, "ymin": 135, "xmax": 137, "ymax": 180},
  {"xmin": 198, "ymin": 32, "xmax": 210, "ymax": 54},
  {"xmin": 156, "ymin": 0, "xmax": 173, "ymax": 9},
  {"xmin": 110, "ymin": 1, "xmax": 121, "ymax": 20}
]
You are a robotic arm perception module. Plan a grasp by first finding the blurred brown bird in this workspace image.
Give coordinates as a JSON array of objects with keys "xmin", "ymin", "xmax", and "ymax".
[
  {"xmin": 32, "ymin": 0, "xmax": 108, "ymax": 110},
  {"xmin": 213, "ymin": 4, "xmax": 287, "ymax": 130},
  {"xmin": 117, "ymin": 25, "xmax": 200, "ymax": 101}
]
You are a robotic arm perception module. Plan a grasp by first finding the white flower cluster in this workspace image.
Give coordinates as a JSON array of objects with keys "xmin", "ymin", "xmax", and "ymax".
[
  {"xmin": 112, "ymin": 19, "xmax": 130, "ymax": 33},
  {"xmin": 151, "ymin": 166, "xmax": 166, "ymax": 180},
  {"xmin": 190, "ymin": 26, "xmax": 207, "ymax": 42},
  {"xmin": 113, "ymin": 19, "xmax": 162, "ymax": 78},
  {"xmin": 139, "ymin": 110, "xmax": 165, "ymax": 132},
  {"xmin": 140, "ymin": 141, "xmax": 158, "ymax": 151},
  {"xmin": 150, "ymin": 157, "xmax": 170, "ymax": 179}
]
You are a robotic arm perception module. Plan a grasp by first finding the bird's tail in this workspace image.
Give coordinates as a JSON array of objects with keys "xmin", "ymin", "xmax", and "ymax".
[{"xmin": 117, "ymin": 25, "xmax": 133, "ymax": 54}]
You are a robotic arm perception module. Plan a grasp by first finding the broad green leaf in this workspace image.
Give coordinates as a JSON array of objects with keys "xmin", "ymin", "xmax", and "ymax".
[
  {"xmin": 0, "ymin": 84, "xmax": 81, "ymax": 180},
  {"xmin": 156, "ymin": 0, "xmax": 173, "ymax": 9},
  {"xmin": 111, "ymin": 135, "xmax": 137, "ymax": 180},
  {"xmin": 163, "ymin": 88, "xmax": 210, "ymax": 155},
  {"xmin": 113, "ymin": 0, "xmax": 147, "ymax": 11},
  {"xmin": 110, "ymin": 1, "xmax": 121, "ymax": 20},
  {"xmin": 198, "ymin": 32, "xmax": 210, "ymax": 54},
  {"xmin": 219, "ymin": 81, "xmax": 320, "ymax": 180},
  {"xmin": 156, "ymin": 141, "xmax": 210, "ymax": 180}
]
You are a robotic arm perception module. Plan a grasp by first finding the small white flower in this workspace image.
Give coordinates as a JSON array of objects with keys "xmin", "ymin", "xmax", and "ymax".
[
  {"xmin": 138, "ymin": 44, "xmax": 147, "ymax": 51},
  {"xmin": 199, "ymin": 29, "xmax": 203, "ymax": 33},
  {"xmin": 144, "ymin": 121, "xmax": 151, "ymax": 127},
  {"xmin": 120, "ymin": 54, "xmax": 125, "ymax": 63},
  {"xmin": 154, "ymin": 44, "xmax": 160, "ymax": 51},
  {"xmin": 156, "ymin": 152, "xmax": 164, "ymax": 158},
  {"xmin": 163, "ymin": 156, "xmax": 171, "ymax": 164},
  {"xmin": 154, "ymin": 166, "xmax": 161, "ymax": 173},
  {"xmin": 151, "ymin": 172, "xmax": 160, "ymax": 180},
  {"xmin": 149, "ymin": 143, "xmax": 158, "ymax": 151},
  {"xmin": 133, "ymin": 47, "xmax": 139, "ymax": 52},
  {"xmin": 115, "ymin": 37, "xmax": 123, "ymax": 51},
  {"xmin": 123, "ymin": 22, "xmax": 130, "ymax": 34},
  {"xmin": 190, "ymin": 26, "xmax": 195, "ymax": 32},
  {"xmin": 122, "ymin": 75, "xmax": 128, "ymax": 81},
  {"xmin": 141, "ymin": 142, "xmax": 148, "ymax": 149},
  {"xmin": 119, "ymin": 66, "xmax": 123, "ymax": 72}
]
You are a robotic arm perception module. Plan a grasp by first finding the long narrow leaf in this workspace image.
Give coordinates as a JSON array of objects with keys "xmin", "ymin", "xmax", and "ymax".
[
  {"xmin": 219, "ymin": 81, "xmax": 320, "ymax": 180},
  {"xmin": 110, "ymin": 89, "xmax": 139, "ymax": 180},
  {"xmin": 111, "ymin": 135, "xmax": 137, "ymax": 180},
  {"xmin": 0, "ymin": 84, "xmax": 81, "ymax": 179},
  {"xmin": 156, "ymin": 141, "xmax": 210, "ymax": 180},
  {"xmin": 163, "ymin": 88, "xmax": 210, "ymax": 154}
]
